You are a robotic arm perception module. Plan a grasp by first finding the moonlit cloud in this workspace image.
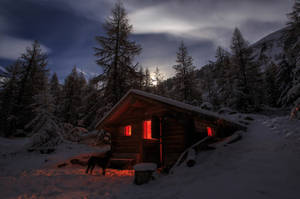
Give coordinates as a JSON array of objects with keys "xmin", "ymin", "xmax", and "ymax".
[
  {"xmin": 50, "ymin": 0, "xmax": 113, "ymax": 22},
  {"xmin": 0, "ymin": 35, "xmax": 50, "ymax": 60},
  {"xmin": 128, "ymin": 0, "xmax": 292, "ymax": 47},
  {"xmin": 0, "ymin": 0, "xmax": 295, "ymax": 79}
]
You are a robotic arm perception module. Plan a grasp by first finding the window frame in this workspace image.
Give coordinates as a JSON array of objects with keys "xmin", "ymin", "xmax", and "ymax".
[
  {"xmin": 143, "ymin": 120, "xmax": 152, "ymax": 139},
  {"xmin": 124, "ymin": 125, "xmax": 132, "ymax": 136}
]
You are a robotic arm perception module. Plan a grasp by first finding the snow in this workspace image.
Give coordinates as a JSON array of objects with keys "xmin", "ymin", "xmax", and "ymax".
[
  {"xmin": 133, "ymin": 163, "xmax": 157, "ymax": 171},
  {"xmin": 0, "ymin": 65, "xmax": 7, "ymax": 76},
  {"xmin": 1, "ymin": 114, "xmax": 300, "ymax": 199}
]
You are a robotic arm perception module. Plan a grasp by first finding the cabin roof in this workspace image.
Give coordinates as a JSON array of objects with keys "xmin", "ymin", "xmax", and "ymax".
[{"xmin": 96, "ymin": 89, "xmax": 245, "ymax": 128}]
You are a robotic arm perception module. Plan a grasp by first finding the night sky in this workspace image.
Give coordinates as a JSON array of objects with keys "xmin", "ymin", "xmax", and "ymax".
[{"xmin": 0, "ymin": 0, "xmax": 293, "ymax": 81}]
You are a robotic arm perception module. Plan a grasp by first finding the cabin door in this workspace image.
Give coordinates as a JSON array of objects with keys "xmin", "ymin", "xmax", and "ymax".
[{"xmin": 142, "ymin": 139, "xmax": 161, "ymax": 166}]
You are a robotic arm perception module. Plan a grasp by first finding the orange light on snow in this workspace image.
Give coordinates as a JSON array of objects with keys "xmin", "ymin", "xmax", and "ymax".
[
  {"xmin": 207, "ymin": 127, "xmax": 213, "ymax": 137},
  {"xmin": 124, "ymin": 125, "xmax": 131, "ymax": 136},
  {"xmin": 143, "ymin": 120, "xmax": 152, "ymax": 139}
]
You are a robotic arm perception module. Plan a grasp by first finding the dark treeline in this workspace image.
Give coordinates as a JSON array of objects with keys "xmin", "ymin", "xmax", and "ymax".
[
  {"xmin": 197, "ymin": 0, "xmax": 299, "ymax": 113},
  {"xmin": 0, "ymin": 1, "xmax": 299, "ymax": 137}
]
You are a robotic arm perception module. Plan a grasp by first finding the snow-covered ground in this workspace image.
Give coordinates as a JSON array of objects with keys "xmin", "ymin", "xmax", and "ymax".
[{"xmin": 0, "ymin": 114, "xmax": 300, "ymax": 199}]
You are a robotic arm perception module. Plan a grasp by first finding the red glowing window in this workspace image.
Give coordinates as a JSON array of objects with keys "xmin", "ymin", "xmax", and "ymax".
[
  {"xmin": 207, "ymin": 127, "xmax": 213, "ymax": 137},
  {"xmin": 124, "ymin": 125, "xmax": 131, "ymax": 136},
  {"xmin": 143, "ymin": 120, "xmax": 152, "ymax": 139}
]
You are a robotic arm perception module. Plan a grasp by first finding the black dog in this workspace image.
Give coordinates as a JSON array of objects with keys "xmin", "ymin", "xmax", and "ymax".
[{"xmin": 85, "ymin": 151, "xmax": 112, "ymax": 175}]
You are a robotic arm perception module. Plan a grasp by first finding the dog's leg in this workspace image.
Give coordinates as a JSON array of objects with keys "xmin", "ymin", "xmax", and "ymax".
[
  {"xmin": 103, "ymin": 159, "xmax": 110, "ymax": 176},
  {"xmin": 102, "ymin": 166, "xmax": 106, "ymax": 176},
  {"xmin": 86, "ymin": 164, "xmax": 90, "ymax": 174},
  {"xmin": 90, "ymin": 164, "xmax": 95, "ymax": 174}
]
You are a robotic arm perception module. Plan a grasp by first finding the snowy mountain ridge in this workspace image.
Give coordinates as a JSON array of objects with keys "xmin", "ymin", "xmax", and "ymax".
[{"xmin": 251, "ymin": 28, "xmax": 287, "ymax": 70}]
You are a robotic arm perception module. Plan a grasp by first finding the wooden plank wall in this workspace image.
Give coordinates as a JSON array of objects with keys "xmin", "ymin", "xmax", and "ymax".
[
  {"xmin": 163, "ymin": 117, "xmax": 186, "ymax": 167},
  {"xmin": 111, "ymin": 122, "xmax": 142, "ymax": 163}
]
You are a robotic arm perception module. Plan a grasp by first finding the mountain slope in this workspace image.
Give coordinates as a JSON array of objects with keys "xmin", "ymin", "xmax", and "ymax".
[{"xmin": 251, "ymin": 28, "xmax": 287, "ymax": 70}]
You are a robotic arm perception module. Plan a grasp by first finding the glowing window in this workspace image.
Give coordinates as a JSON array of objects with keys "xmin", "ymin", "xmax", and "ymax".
[
  {"xmin": 143, "ymin": 120, "xmax": 152, "ymax": 139},
  {"xmin": 124, "ymin": 125, "xmax": 131, "ymax": 136},
  {"xmin": 207, "ymin": 127, "xmax": 213, "ymax": 137}
]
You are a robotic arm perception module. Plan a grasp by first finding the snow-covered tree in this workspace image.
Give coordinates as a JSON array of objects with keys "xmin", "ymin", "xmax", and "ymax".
[
  {"xmin": 201, "ymin": 62, "xmax": 219, "ymax": 107},
  {"xmin": 26, "ymin": 84, "xmax": 63, "ymax": 151},
  {"xmin": 276, "ymin": 57, "xmax": 293, "ymax": 106},
  {"xmin": 49, "ymin": 73, "xmax": 62, "ymax": 117},
  {"xmin": 14, "ymin": 41, "xmax": 49, "ymax": 133},
  {"xmin": 62, "ymin": 67, "xmax": 86, "ymax": 126},
  {"xmin": 94, "ymin": 2, "xmax": 141, "ymax": 105},
  {"xmin": 173, "ymin": 41, "xmax": 200, "ymax": 104},
  {"xmin": 284, "ymin": 0, "xmax": 300, "ymax": 109},
  {"xmin": 79, "ymin": 78, "xmax": 106, "ymax": 129},
  {"xmin": 214, "ymin": 47, "xmax": 233, "ymax": 107},
  {"xmin": 230, "ymin": 28, "xmax": 262, "ymax": 112},
  {"xmin": 264, "ymin": 62, "xmax": 280, "ymax": 107},
  {"xmin": 287, "ymin": 0, "xmax": 300, "ymax": 28}
]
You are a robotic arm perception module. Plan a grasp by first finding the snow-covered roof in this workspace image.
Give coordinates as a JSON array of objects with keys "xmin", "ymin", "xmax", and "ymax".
[{"xmin": 96, "ymin": 89, "xmax": 245, "ymax": 128}]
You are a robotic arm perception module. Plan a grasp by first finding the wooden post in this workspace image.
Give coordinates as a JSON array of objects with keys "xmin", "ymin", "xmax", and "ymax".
[{"xmin": 159, "ymin": 117, "xmax": 163, "ymax": 167}]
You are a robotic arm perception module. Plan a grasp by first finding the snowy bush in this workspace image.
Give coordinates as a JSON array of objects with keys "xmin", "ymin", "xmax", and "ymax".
[
  {"xmin": 79, "ymin": 130, "xmax": 111, "ymax": 146},
  {"xmin": 25, "ymin": 90, "xmax": 64, "ymax": 152},
  {"xmin": 200, "ymin": 102, "xmax": 213, "ymax": 110},
  {"xmin": 218, "ymin": 107, "xmax": 237, "ymax": 115},
  {"xmin": 26, "ymin": 112, "xmax": 63, "ymax": 152},
  {"xmin": 63, "ymin": 127, "xmax": 88, "ymax": 142},
  {"xmin": 63, "ymin": 123, "xmax": 74, "ymax": 134}
]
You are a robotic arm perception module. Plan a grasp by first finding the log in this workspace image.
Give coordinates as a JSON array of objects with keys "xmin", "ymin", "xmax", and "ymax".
[{"xmin": 186, "ymin": 149, "xmax": 196, "ymax": 167}]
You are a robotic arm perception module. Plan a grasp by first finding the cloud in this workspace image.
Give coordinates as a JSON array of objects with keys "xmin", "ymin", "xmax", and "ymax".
[
  {"xmin": 135, "ymin": 33, "xmax": 216, "ymax": 78},
  {"xmin": 128, "ymin": 0, "xmax": 293, "ymax": 47},
  {"xmin": 0, "ymin": 16, "xmax": 11, "ymax": 33},
  {"xmin": 48, "ymin": 0, "xmax": 113, "ymax": 22},
  {"xmin": 0, "ymin": 35, "xmax": 50, "ymax": 60},
  {"xmin": 0, "ymin": 0, "xmax": 294, "ymax": 80}
]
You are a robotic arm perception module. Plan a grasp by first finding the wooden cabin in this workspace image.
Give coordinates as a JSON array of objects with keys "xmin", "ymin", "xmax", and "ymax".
[{"xmin": 96, "ymin": 89, "xmax": 246, "ymax": 169}]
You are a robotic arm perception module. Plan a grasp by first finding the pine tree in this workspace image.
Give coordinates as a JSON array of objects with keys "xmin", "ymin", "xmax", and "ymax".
[
  {"xmin": 49, "ymin": 73, "xmax": 61, "ymax": 116},
  {"xmin": 276, "ymin": 57, "xmax": 294, "ymax": 106},
  {"xmin": 15, "ymin": 41, "xmax": 49, "ymax": 132},
  {"xmin": 287, "ymin": 0, "xmax": 300, "ymax": 28},
  {"xmin": 214, "ymin": 47, "xmax": 233, "ymax": 107},
  {"xmin": 284, "ymin": 0, "xmax": 300, "ymax": 108},
  {"xmin": 144, "ymin": 68, "xmax": 152, "ymax": 92},
  {"xmin": 94, "ymin": 2, "xmax": 141, "ymax": 105},
  {"xmin": 230, "ymin": 28, "xmax": 262, "ymax": 112},
  {"xmin": 202, "ymin": 62, "xmax": 219, "ymax": 107},
  {"xmin": 80, "ymin": 78, "xmax": 105, "ymax": 129},
  {"xmin": 153, "ymin": 67, "xmax": 165, "ymax": 95},
  {"xmin": 62, "ymin": 67, "xmax": 86, "ymax": 126},
  {"xmin": 265, "ymin": 62, "xmax": 280, "ymax": 107},
  {"xmin": 0, "ymin": 62, "xmax": 21, "ymax": 136},
  {"xmin": 173, "ymin": 41, "xmax": 200, "ymax": 104},
  {"xmin": 26, "ymin": 82, "xmax": 63, "ymax": 150},
  {"xmin": 136, "ymin": 67, "xmax": 145, "ymax": 90}
]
